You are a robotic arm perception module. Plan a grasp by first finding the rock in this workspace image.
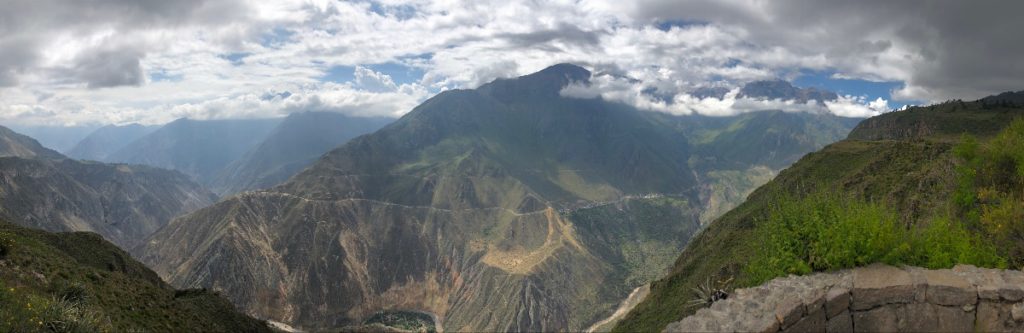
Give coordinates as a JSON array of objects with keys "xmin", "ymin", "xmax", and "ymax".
[
  {"xmin": 826, "ymin": 310, "xmax": 852, "ymax": 333},
  {"xmin": 852, "ymin": 264, "xmax": 915, "ymax": 310},
  {"xmin": 784, "ymin": 307, "xmax": 825, "ymax": 333},
  {"xmin": 1000, "ymin": 271, "xmax": 1024, "ymax": 301},
  {"xmin": 825, "ymin": 287, "xmax": 850, "ymax": 319},
  {"xmin": 1013, "ymin": 302, "xmax": 1024, "ymax": 322},
  {"xmin": 662, "ymin": 317, "xmax": 703, "ymax": 333},
  {"xmin": 902, "ymin": 303, "xmax": 974, "ymax": 332},
  {"xmin": 977, "ymin": 302, "xmax": 1013, "ymax": 332},
  {"xmin": 920, "ymin": 269, "xmax": 977, "ymax": 306},
  {"xmin": 776, "ymin": 296, "xmax": 805, "ymax": 329},
  {"xmin": 853, "ymin": 304, "xmax": 902, "ymax": 332}
]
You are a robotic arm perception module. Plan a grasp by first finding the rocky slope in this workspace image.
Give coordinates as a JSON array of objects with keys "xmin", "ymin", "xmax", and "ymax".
[
  {"xmin": 0, "ymin": 125, "xmax": 63, "ymax": 160},
  {"xmin": 0, "ymin": 221, "xmax": 270, "ymax": 332},
  {"xmin": 139, "ymin": 64, "xmax": 857, "ymax": 331},
  {"xmin": 615, "ymin": 95, "xmax": 1024, "ymax": 332},
  {"xmin": 67, "ymin": 123, "xmax": 156, "ymax": 161},
  {"xmin": 210, "ymin": 112, "xmax": 392, "ymax": 196}
]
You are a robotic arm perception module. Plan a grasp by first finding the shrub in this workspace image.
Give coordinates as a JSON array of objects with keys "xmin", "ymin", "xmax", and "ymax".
[
  {"xmin": 744, "ymin": 192, "xmax": 1006, "ymax": 285},
  {"xmin": 953, "ymin": 118, "xmax": 1024, "ymax": 268},
  {"xmin": 40, "ymin": 296, "xmax": 111, "ymax": 333},
  {"xmin": 0, "ymin": 232, "xmax": 14, "ymax": 258}
]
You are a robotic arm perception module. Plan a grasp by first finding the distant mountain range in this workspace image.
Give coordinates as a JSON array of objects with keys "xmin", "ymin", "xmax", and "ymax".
[
  {"xmin": 67, "ymin": 123, "xmax": 157, "ymax": 161},
  {"xmin": 209, "ymin": 112, "xmax": 391, "ymax": 196},
  {"xmin": 72, "ymin": 113, "xmax": 390, "ymax": 196},
  {"xmin": 105, "ymin": 118, "xmax": 282, "ymax": 185},
  {"xmin": 0, "ymin": 125, "xmax": 216, "ymax": 249},
  {"xmin": 138, "ymin": 64, "xmax": 859, "ymax": 331}
]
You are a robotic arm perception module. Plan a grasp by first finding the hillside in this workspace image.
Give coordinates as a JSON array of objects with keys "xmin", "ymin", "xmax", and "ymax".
[
  {"xmin": 106, "ymin": 118, "xmax": 281, "ymax": 185},
  {"xmin": 0, "ymin": 125, "xmax": 63, "ymax": 160},
  {"xmin": 139, "ymin": 64, "xmax": 858, "ymax": 331},
  {"xmin": 0, "ymin": 158, "xmax": 217, "ymax": 250},
  {"xmin": 0, "ymin": 221, "xmax": 270, "ymax": 332},
  {"xmin": 210, "ymin": 112, "xmax": 392, "ymax": 196},
  {"xmin": 67, "ymin": 124, "xmax": 156, "ymax": 161},
  {"xmin": 614, "ymin": 96, "xmax": 1024, "ymax": 332}
]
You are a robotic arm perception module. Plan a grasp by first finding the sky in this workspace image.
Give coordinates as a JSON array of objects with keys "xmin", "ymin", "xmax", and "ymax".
[{"xmin": 1, "ymin": 0, "xmax": 1023, "ymax": 126}]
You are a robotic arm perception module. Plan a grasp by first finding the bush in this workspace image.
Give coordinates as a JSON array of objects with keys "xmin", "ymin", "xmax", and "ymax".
[
  {"xmin": 953, "ymin": 118, "xmax": 1024, "ymax": 268},
  {"xmin": 0, "ymin": 232, "xmax": 14, "ymax": 258},
  {"xmin": 40, "ymin": 296, "xmax": 110, "ymax": 333},
  {"xmin": 744, "ymin": 192, "xmax": 1006, "ymax": 285}
]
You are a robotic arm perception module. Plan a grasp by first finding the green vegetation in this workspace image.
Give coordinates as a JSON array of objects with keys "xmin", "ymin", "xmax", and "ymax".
[
  {"xmin": 953, "ymin": 118, "xmax": 1024, "ymax": 267},
  {"xmin": 0, "ymin": 222, "xmax": 269, "ymax": 332},
  {"xmin": 614, "ymin": 101, "xmax": 1024, "ymax": 333},
  {"xmin": 363, "ymin": 311, "xmax": 436, "ymax": 333},
  {"xmin": 744, "ymin": 192, "xmax": 1004, "ymax": 285}
]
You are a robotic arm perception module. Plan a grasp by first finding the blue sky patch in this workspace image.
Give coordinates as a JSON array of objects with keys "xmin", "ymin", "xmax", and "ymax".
[
  {"xmin": 150, "ymin": 70, "xmax": 183, "ymax": 83},
  {"xmin": 221, "ymin": 52, "xmax": 251, "ymax": 66},
  {"xmin": 655, "ymin": 19, "xmax": 710, "ymax": 31},
  {"xmin": 321, "ymin": 65, "xmax": 355, "ymax": 83},
  {"xmin": 793, "ymin": 70, "xmax": 918, "ymax": 105},
  {"xmin": 365, "ymin": 63, "xmax": 425, "ymax": 85},
  {"xmin": 261, "ymin": 27, "xmax": 295, "ymax": 47},
  {"xmin": 319, "ymin": 62, "xmax": 426, "ymax": 86}
]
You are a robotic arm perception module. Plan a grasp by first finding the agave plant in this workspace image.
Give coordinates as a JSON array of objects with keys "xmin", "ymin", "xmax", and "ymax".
[{"xmin": 687, "ymin": 276, "xmax": 733, "ymax": 308}]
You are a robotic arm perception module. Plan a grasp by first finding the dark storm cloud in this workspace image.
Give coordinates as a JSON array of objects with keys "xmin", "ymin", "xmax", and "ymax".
[
  {"xmin": 496, "ymin": 23, "xmax": 603, "ymax": 49},
  {"xmin": 627, "ymin": 0, "xmax": 1024, "ymax": 101},
  {"xmin": 0, "ymin": 0, "xmax": 251, "ymax": 89},
  {"xmin": 72, "ymin": 45, "xmax": 146, "ymax": 89}
]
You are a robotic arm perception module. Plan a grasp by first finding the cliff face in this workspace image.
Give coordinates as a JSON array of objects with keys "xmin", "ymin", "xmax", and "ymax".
[{"xmin": 665, "ymin": 264, "xmax": 1024, "ymax": 333}]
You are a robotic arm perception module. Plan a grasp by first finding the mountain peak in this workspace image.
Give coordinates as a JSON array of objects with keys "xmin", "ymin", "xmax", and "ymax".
[
  {"xmin": 739, "ymin": 80, "xmax": 838, "ymax": 104},
  {"xmin": 478, "ymin": 63, "xmax": 591, "ymax": 102},
  {"xmin": 535, "ymin": 63, "xmax": 591, "ymax": 81}
]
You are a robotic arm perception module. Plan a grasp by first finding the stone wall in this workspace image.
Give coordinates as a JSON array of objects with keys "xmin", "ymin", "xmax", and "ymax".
[{"xmin": 664, "ymin": 264, "xmax": 1024, "ymax": 332}]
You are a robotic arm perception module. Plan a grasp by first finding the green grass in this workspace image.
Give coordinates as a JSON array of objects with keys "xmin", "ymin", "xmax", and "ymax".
[
  {"xmin": 743, "ymin": 192, "xmax": 1005, "ymax": 285},
  {"xmin": 363, "ymin": 311, "xmax": 436, "ymax": 333},
  {"xmin": 0, "ymin": 222, "xmax": 270, "ymax": 332}
]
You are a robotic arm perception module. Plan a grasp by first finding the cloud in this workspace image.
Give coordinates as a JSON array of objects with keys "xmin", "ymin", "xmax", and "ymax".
[
  {"xmin": 353, "ymin": 66, "xmax": 398, "ymax": 92},
  {"xmin": 610, "ymin": 0, "xmax": 1024, "ymax": 102},
  {"xmin": 0, "ymin": 0, "xmax": 1020, "ymax": 126},
  {"xmin": 562, "ymin": 72, "xmax": 889, "ymax": 118}
]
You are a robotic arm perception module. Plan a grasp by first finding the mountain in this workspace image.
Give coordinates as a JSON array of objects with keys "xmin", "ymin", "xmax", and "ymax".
[
  {"xmin": 106, "ymin": 118, "xmax": 281, "ymax": 185},
  {"xmin": 210, "ymin": 112, "xmax": 392, "ymax": 196},
  {"xmin": 0, "ymin": 125, "xmax": 64, "ymax": 159},
  {"xmin": 0, "ymin": 221, "xmax": 270, "ymax": 332},
  {"xmin": 0, "ymin": 126, "xmax": 217, "ymax": 250},
  {"xmin": 0, "ymin": 158, "xmax": 217, "ymax": 250},
  {"xmin": 67, "ymin": 123, "xmax": 157, "ymax": 161},
  {"xmin": 5, "ymin": 125, "xmax": 100, "ymax": 153},
  {"xmin": 138, "ymin": 64, "xmax": 857, "ymax": 331},
  {"xmin": 614, "ymin": 97, "xmax": 1024, "ymax": 332},
  {"xmin": 739, "ymin": 79, "xmax": 838, "ymax": 104}
]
